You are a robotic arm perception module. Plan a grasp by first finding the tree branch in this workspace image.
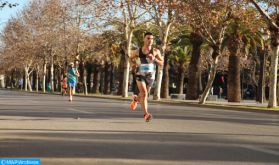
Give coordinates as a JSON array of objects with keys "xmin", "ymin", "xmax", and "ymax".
[
  {"xmin": 126, "ymin": 0, "xmax": 133, "ymax": 21},
  {"xmin": 198, "ymin": 14, "xmax": 216, "ymax": 45},
  {"xmin": 250, "ymin": 0, "xmax": 279, "ymax": 30}
]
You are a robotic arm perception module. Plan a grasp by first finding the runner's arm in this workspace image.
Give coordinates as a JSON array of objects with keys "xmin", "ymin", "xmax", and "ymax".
[
  {"xmin": 76, "ymin": 69, "xmax": 80, "ymax": 77},
  {"xmin": 129, "ymin": 49, "xmax": 138, "ymax": 65},
  {"xmin": 154, "ymin": 49, "xmax": 164, "ymax": 66}
]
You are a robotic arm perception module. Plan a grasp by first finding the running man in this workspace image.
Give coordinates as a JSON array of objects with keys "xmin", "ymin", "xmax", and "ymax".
[
  {"xmin": 67, "ymin": 62, "xmax": 79, "ymax": 101},
  {"xmin": 129, "ymin": 32, "xmax": 164, "ymax": 122}
]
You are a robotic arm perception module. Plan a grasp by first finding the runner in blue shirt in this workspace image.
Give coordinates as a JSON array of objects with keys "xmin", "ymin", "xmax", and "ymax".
[{"xmin": 67, "ymin": 62, "xmax": 79, "ymax": 102}]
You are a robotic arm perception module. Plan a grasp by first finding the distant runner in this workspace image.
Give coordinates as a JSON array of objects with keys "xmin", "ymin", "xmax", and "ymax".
[
  {"xmin": 67, "ymin": 62, "xmax": 79, "ymax": 102},
  {"xmin": 61, "ymin": 74, "xmax": 67, "ymax": 96}
]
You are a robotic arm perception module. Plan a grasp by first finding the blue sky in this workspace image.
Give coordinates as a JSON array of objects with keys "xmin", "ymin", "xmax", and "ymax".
[{"xmin": 0, "ymin": 0, "xmax": 29, "ymax": 31}]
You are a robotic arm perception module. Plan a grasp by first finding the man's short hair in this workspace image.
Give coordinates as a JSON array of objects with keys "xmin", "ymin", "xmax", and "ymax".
[{"xmin": 144, "ymin": 32, "xmax": 153, "ymax": 37}]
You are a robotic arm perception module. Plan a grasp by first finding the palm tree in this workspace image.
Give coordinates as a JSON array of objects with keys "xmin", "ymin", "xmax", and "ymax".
[
  {"xmin": 169, "ymin": 45, "xmax": 192, "ymax": 94},
  {"xmin": 225, "ymin": 18, "xmax": 263, "ymax": 102},
  {"xmin": 225, "ymin": 19, "xmax": 242, "ymax": 102}
]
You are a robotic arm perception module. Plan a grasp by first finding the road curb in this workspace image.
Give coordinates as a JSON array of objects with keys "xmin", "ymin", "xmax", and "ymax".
[
  {"xmin": 2, "ymin": 89, "xmax": 279, "ymax": 114},
  {"xmin": 75, "ymin": 93, "xmax": 279, "ymax": 114}
]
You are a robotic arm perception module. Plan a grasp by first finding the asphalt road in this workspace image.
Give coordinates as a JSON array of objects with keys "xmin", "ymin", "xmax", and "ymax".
[{"xmin": 0, "ymin": 90, "xmax": 278, "ymax": 165}]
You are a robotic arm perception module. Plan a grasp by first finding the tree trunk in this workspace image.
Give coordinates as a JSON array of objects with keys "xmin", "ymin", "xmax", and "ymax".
[
  {"xmin": 268, "ymin": 42, "xmax": 279, "ymax": 108},
  {"xmin": 99, "ymin": 66, "xmax": 104, "ymax": 94},
  {"xmin": 83, "ymin": 64, "xmax": 88, "ymax": 95},
  {"xmin": 122, "ymin": 57, "xmax": 130, "ymax": 97},
  {"xmin": 153, "ymin": 65, "xmax": 163, "ymax": 99},
  {"xmin": 199, "ymin": 49, "xmax": 220, "ymax": 104},
  {"xmin": 198, "ymin": 70, "xmax": 203, "ymax": 93},
  {"xmin": 104, "ymin": 62, "xmax": 111, "ymax": 95},
  {"xmin": 32, "ymin": 71, "xmax": 36, "ymax": 90},
  {"xmin": 36, "ymin": 70, "xmax": 39, "ymax": 92},
  {"xmin": 50, "ymin": 55, "xmax": 54, "ymax": 93},
  {"xmin": 92, "ymin": 65, "xmax": 100, "ymax": 94},
  {"xmin": 24, "ymin": 67, "xmax": 28, "ymax": 91},
  {"xmin": 86, "ymin": 65, "xmax": 92, "ymax": 93},
  {"xmin": 0, "ymin": 75, "xmax": 5, "ymax": 88},
  {"xmin": 117, "ymin": 50, "xmax": 125, "ymax": 95},
  {"xmin": 257, "ymin": 47, "xmax": 266, "ymax": 103},
  {"xmin": 110, "ymin": 64, "xmax": 115, "ymax": 94},
  {"xmin": 122, "ymin": 30, "xmax": 133, "ymax": 97},
  {"xmin": 228, "ymin": 54, "xmax": 241, "ymax": 102},
  {"xmin": 161, "ymin": 53, "xmax": 170, "ymax": 98},
  {"xmin": 186, "ymin": 32, "xmax": 203, "ymax": 100},
  {"xmin": 43, "ymin": 62, "xmax": 47, "ymax": 93},
  {"xmin": 153, "ymin": 23, "xmax": 172, "ymax": 100},
  {"xmin": 28, "ymin": 76, "xmax": 32, "ymax": 92},
  {"xmin": 57, "ymin": 68, "xmax": 62, "ymax": 93},
  {"xmin": 24, "ymin": 67, "xmax": 33, "ymax": 92},
  {"xmin": 178, "ymin": 65, "xmax": 186, "ymax": 94},
  {"xmin": 250, "ymin": 0, "xmax": 279, "ymax": 108},
  {"xmin": 11, "ymin": 71, "xmax": 14, "ymax": 89}
]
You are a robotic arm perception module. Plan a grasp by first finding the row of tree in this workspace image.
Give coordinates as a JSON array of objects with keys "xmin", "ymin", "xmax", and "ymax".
[{"xmin": 0, "ymin": 0, "xmax": 279, "ymax": 108}]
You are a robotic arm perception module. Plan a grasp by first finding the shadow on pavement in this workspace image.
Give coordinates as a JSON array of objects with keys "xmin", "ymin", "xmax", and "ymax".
[{"xmin": 0, "ymin": 130, "xmax": 278, "ymax": 163}]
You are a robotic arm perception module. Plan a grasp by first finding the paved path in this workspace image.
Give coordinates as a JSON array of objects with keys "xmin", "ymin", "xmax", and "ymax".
[{"xmin": 0, "ymin": 90, "xmax": 278, "ymax": 165}]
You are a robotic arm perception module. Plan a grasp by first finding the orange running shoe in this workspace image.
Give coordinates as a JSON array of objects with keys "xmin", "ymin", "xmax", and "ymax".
[
  {"xmin": 130, "ymin": 95, "xmax": 138, "ymax": 110},
  {"xmin": 144, "ymin": 113, "xmax": 152, "ymax": 122}
]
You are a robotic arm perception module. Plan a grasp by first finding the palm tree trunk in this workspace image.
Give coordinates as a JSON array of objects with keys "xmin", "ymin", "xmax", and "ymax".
[
  {"xmin": 186, "ymin": 32, "xmax": 203, "ymax": 100},
  {"xmin": 228, "ymin": 54, "xmax": 241, "ymax": 102}
]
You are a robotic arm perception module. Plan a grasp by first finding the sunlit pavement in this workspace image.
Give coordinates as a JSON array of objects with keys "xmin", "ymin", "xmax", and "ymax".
[{"xmin": 0, "ymin": 90, "xmax": 278, "ymax": 165}]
